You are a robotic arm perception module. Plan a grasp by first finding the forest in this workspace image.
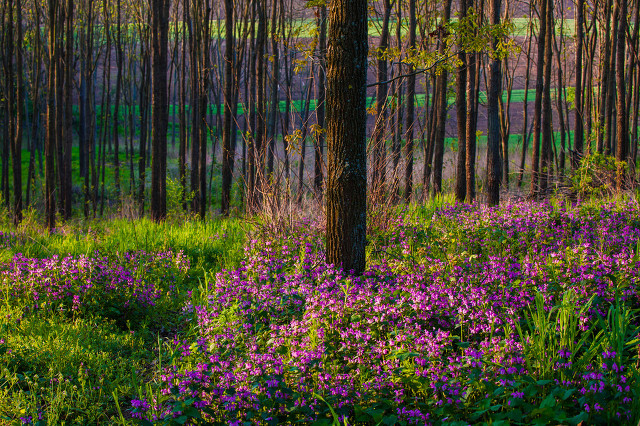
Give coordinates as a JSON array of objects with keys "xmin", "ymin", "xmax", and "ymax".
[{"xmin": 0, "ymin": 0, "xmax": 639, "ymax": 423}]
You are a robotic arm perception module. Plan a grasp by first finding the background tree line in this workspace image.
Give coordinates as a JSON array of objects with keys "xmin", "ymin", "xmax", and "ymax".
[{"xmin": 0, "ymin": 0, "xmax": 638, "ymax": 230}]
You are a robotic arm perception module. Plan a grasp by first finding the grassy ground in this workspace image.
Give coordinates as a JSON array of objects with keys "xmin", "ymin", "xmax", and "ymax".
[
  {"xmin": 0, "ymin": 211, "xmax": 246, "ymax": 424},
  {"xmin": 0, "ymin": 194, "xmax": 638, "ymax": 424}
]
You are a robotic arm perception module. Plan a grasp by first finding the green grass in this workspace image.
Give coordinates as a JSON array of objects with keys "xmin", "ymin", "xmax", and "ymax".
[{"xmin": 0, "ymin": 213, "xmax": 248, "ymax": 423}]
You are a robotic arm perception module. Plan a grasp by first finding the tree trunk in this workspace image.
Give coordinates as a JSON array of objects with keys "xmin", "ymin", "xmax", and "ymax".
[
  {"xmin": 254, "ymin": 0, "xmax": 267, "ymax": 212},
  {"xmin": 296, "ymin": 66, "xmax": 314, "ymax": 204},
  {"xmin": 486, "ymin": 0, "xmax": 502, "ymax": 205},
  {"xmin": 150, "ymin": 0, "xmax": 170, "ymax": 221},
  {"xmin": 597, "ymin": 0, "xmax": 612, "ymax": 154},
  {"xmin": 314, "ymin": 5, "xmax": 327, "ymax": 199},
  {"xmin": 113, "ymin": 0, "xmax": 123, "ymax": 204},
  {"xmin": 454, "ymin": 0, "xmax": 469, "ymax": 202},
  {"xmin": 221, "ymin": 0, "xmax": 235, "ymax": 215},
  {"xmin": 517, "ymin": 22, "xmax": 532, "ymax": 187},
  {"xmin": 539, "ymin": 0, "xmax": 553, "ymax": 193},
  {"xmin": 326, "ymin": 0, "xmax": 368, "ymax": 275},
  {"xmin": 432, "ymin": 0, "xmax": 452, "ymax": 195},
  {"xmin": 13, "ymin": 0, "xmax": 24, "ymax": 224},
  {"xmin": 530, "ymin": 0, "xmax": 547, "ymax": 197},
  {"xmin": 45, "ymin": 0, "xmax": 58, "ymax": 230},
  {"xmin": 465, "ymin": 46, "xmax": 477, "ymax": 202},
  {"xmin": 615, "ymin": 0, "xmax": 627, "ymax": 190},
  {"xmin": 573, "ymin": 0, "xmax": 584, "ymax": 168},
  {"xmin": 403, "ymin": 0, "xmax": 416, "ymax": 203},
  {"xmin": 372, "ymin": 0, "xmax": 392, "ymax": 203}
]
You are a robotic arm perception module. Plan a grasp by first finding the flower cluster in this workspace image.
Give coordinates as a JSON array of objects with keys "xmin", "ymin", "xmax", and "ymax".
[
  {"xmin": 131, "ymin": 200, "xmax": 640, "ymax": 424},
  {"xmin": 0, "ymin": 250, "xmax": 189, "ymax": 324}
]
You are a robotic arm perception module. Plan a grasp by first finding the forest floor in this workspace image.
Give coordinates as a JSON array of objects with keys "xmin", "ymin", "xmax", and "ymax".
[{"xmin": 0, "ymin": 193, "xmax": 638, "ymax": 424}]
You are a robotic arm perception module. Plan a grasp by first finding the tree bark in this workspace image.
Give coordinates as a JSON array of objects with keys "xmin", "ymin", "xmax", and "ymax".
[
  {"xmin": 372, "ymin": 0, "xmax": 392, "ymax": 203},
  {"xmin": 403, "ymin": 0, "xmax": 416, "ymax": 203},
  {"xmin": 530, "ymin": 0, "xmax": 547, "ymax": 197},
  {"xmin": 573, "ymin": 0, "xmax": 584, "ymax": 168},
  {"xmin": 150, "ymin": 0, "xmax": 170, "ymax": 221},
  {"xmin": 454, "ymin": 0, "xmax": 469, "ymax": 202},
  {"xmin": 615, "ymin": 0, "xmax": 627, "ymax": 190},
  {"xmin": 326, "ymin": 0, "xmax": 368, "ymax": 275},
  {"xmin": 221, "ymin": 0, "xmax": 235, "ymax": 215},
  {"xmin": 432, "ymin": 0, "xmax": 452, "ymax": 195},
  {"xmin": 314, "ymin": 5, "xmax": 327, "ymax": 199},
  {"xmin": 45, "ymin": 0, "xmax": 59, "ymax": 230},
  {"xmin": 486, "ymin": 0, "xmax": 502, "ymax": 205}
]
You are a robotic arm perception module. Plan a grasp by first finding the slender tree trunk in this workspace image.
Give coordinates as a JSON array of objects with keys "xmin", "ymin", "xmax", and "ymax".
[
  {"xmin": 539, "ymin": 0, "xmax": 553, "ymax": 193},
  {"xmin": 221, "ymin": 0, "xmax": 235, "ymax": 215},
  {"xmin": 45, "ymin": 0, "xmax": 58, "ymax": 230},
  {"xmin": 615, "ymin": 0, "xmax": 627, "ymax": 190},
  {"xmin": 486, "ymin": 0, "xmax": 502, "ymax": 205},
  {"xmin": 113, "ymin": 0, "xmax": 123, "ymax": 204},
  {"xmin": 499, "ymin": 56, "xmax": 512, "ymax": 188},
  {"xmin": 254, "ymin": 0, "xmax": 267, "ymax": 212},
  {"xmin": 62, "ymin": 0, "xmax": 72, "ymax": 219},
  {"xmin": 13, "ymin": 0, "xmax": 24, "ymax": 224},
  {"xmin": 314, "ymin": 5, "xmax": 327, "ymax": 199},
  {"xmin": 266, "ymin": 0, "xmax": 279, "ymax": 182},
  {"xmin": 296, "ymin": 67, "xmax": 314, "ymax": 204},
  {"xmin": 138, "ymin": 49, "xmax": 151, "ymax": 217},
  {"xmin": 597, "ymin": 0, "xmax": 613, "ymax": 153},
  {"xmin": 372, "ymin": 0, "xmax": 392, "ymax": 202},
  {"xmin": 390, "ymin": 0, "xmax": 403, "ymax": 203},
  {"xmin": 432, "ymin": 0, "xmax": 452, "ymax": 195},
  {"xmin": 553, "ymin": 27, "xmax": 566, "ymax": 177},
  {"xmin": 465, "ymin": 43, "xmax": 477, "ymax": 202},
  {"xmin": 454, "ymin": 0, "xmax": 469, "ymax": 202},
  {"xmin": 403, "ymin": 0, "xmax": 416, "ymax": 203},
  {"xmin": 150, "ymin": 0, "xmax": 170, "ymax": 221},
  {"xmin": 530, "ymin": 0, "xmax": 547, "ymax": 197},
  {"xmin": 55, "ymin": 3, "xmax": 65, "ymax": 217},
  {"xmin": 573, "ymin": 0, "xmax": 584, "ymax": 168}
]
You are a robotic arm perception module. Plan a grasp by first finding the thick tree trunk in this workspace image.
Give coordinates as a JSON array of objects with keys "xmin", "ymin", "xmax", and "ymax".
[{"xmin": 326, "ymin": 0, "xmax": 368, "ymax": 275}]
